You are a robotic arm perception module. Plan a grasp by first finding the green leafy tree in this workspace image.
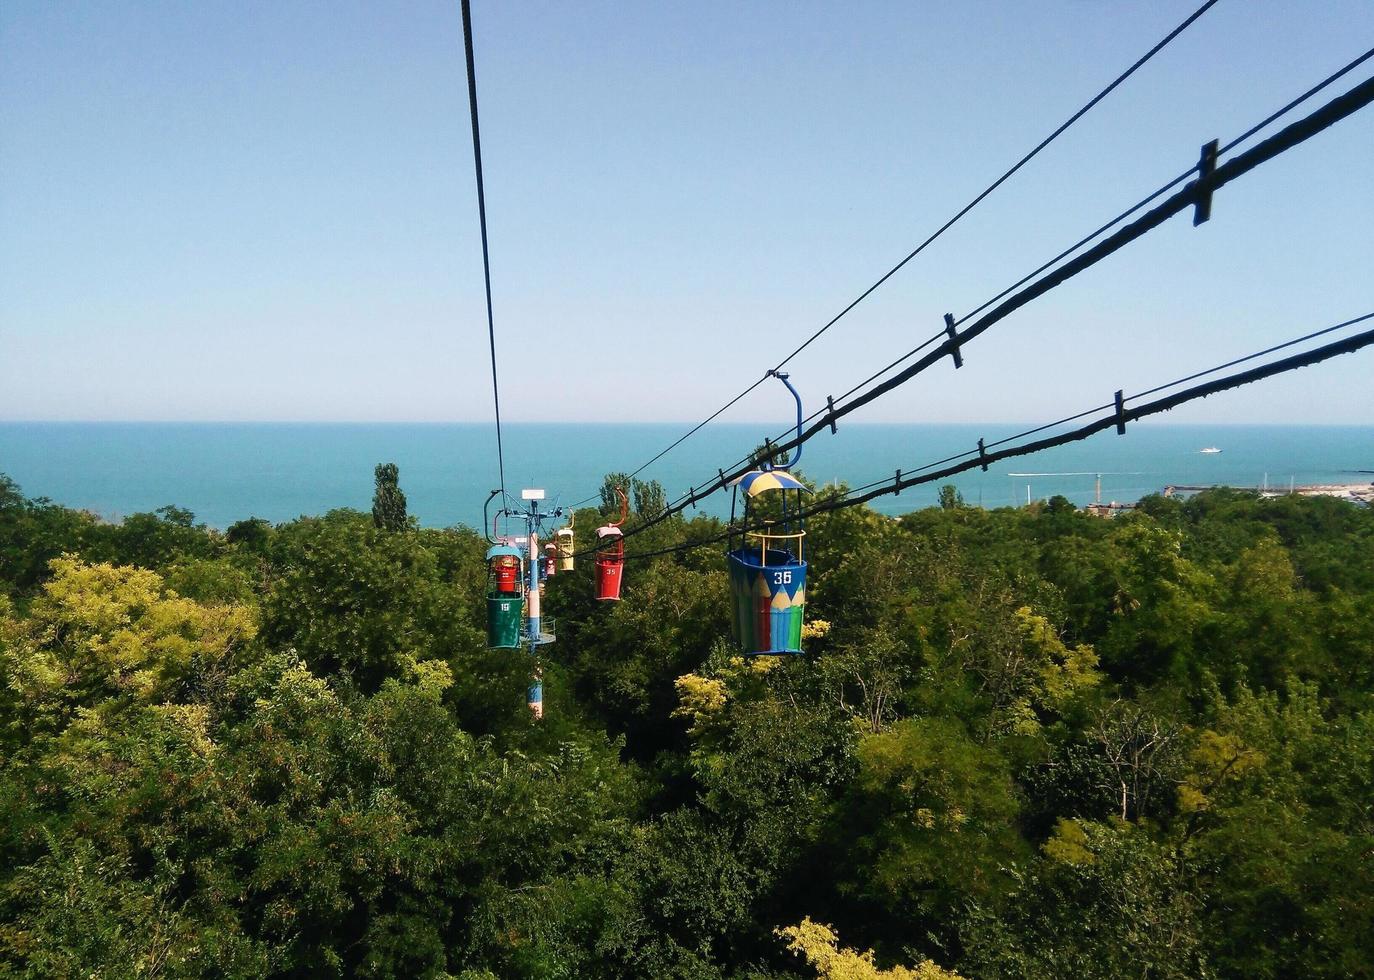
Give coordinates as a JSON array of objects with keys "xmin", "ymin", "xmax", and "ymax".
[
  {"xmin": 0, "ymin": 474, "xmax": 103, "ymax": 594},
  {"xmin": 779, "ymin": 917, "xmax": 963, "ymax": 978},
  {"xmin": 1, "ymin": 473, "xmax": 1373, "ymax": 977},
  {"xmin": 599, "ymin": 472, "xmax": 630, "ymax": 517},
  {"xmin": 371, "ymin": 462, "xmax": 408, "ymax": 530},
  {"xmin": 261, "ymin": 512, "xmax": 481, "ymax": 693},
  {"xmin": 558, "ymin": 557, "xmax": 729, "ymax": 757},
  {"xmin": 102, "ymin": 506, "xmax": 216, "ymax": 571},
  {"xmin": 632, "ymin": 478, "xmax": 666, "ymax": 518},
  {"xmin": 961, "ymin": 820, "xmax": 1208, "ymax": 979},
  {"xmin": 225, "ymin": 516, "xmax": 273, "ymax": 551},
  {"xmin": 1097, "ymin": 521, "xmax": 1219, "ymax": 685},
  {"xmin": 0, "ymin": 556, "xmax": 257, "ymax": 734},
  {"xmin": 841, "ymin": 716, "xmax": 1027, "ymax": 941},
  {"xmin": 1179, "ymin": 684, "xmax": 1374, "ymax": 979}
]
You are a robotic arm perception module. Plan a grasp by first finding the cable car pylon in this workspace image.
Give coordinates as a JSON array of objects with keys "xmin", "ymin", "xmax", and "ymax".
[{"xmin": 484, "ymin": 488, "xmax": 564, "ymax": 719}]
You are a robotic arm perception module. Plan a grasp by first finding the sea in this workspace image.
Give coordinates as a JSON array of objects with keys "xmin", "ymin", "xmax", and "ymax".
[{"xmin": 0, "ymin": 422, "xmax": 1370, "ymax": 530}]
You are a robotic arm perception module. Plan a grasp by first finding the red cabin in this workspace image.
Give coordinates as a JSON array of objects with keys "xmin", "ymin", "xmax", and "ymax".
[
  {"xmin": 491, "ymin": 550, "xmax": 521, "ymax": 594},
  {"xmin": 595, "ymin": 527, "xmax": 625, "ymax": 600},
  {"xmin": 594, "ymin": 485, "xmax": 628, "ymax": 601}
]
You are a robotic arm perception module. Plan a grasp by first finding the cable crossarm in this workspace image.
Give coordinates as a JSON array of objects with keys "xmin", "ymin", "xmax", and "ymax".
[
  {"xmin": 609, "ymin": 313, "xmax": 1374, "ymax": 562},
  {"xmin": 570, "ymin": 2, "xmax": 1221, "ymax": 506},
  {"xmin": 460, "ymin": 0, "xmax": 507, "ymax": 499},
  {"xmin": 610, "ymin": 65, "xmax": 1374, "ymax": 540}
]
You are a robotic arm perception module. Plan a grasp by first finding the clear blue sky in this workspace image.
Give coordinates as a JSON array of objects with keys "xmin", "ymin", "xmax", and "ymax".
[{"xmin": 2, "ymin": 1, "xmax": 1371, "ymax": 424}]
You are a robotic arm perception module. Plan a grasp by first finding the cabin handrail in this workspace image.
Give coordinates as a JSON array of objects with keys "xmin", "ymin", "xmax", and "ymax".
[{"xmin": 743, "ymin": 528, "xmax": 806, "ymax": 566}]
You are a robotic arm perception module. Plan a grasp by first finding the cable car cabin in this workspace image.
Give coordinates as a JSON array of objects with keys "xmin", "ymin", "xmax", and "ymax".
[
  {"xmin": 594, "ymin": 525, "xmax": 625, "ymax": 600},
  {"xmin": 726, "ymin": 470, "xmax": 809, "ymax": 655},
  {"xmin": 485, "ymin": 544, "xmax": 524, "ymax": 648},
  {"xmin": 544, "ymin": 543, "xmax": 558, "ymax": 578},
  {"xmin": 555, "ymin": 523, "xmax": 575, "ymax": 572},
  {"xmin": 594, "ymin": 485, "xmax": 628, "ymax": 601}
]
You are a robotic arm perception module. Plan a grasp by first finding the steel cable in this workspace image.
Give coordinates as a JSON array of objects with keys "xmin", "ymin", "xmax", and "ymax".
[
  {"xmin": 606, "ymin": 313, "xmax": 1374, "ymax": 562},
  {"xmin": 570, "ymin": 0, "xmax": 1224, "ymax": 505},
  {"xmin": 460, "ymin": 0, "xmax": 507, "ymax": 499}
]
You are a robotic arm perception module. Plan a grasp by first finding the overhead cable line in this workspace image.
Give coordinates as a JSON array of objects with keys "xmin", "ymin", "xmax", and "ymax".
[
  {"xmin": 659, "ymin": 63, "xmax": 1368, "ymax": 516},
  {"xmin": 839, "ymin": 310, "xmax": 1374, "ymax": 498},
  {"xmin": 737, "ymin": 43, "xmax": 1374, "ymax": 477},
  {"xmin": 768, "ymin": 0, "xmax": 1222, "ymax": 372},
  {"xmin": 954, "ymin": 43, "xmax": 1374, "ymax": 329},
  {"xmin": 812, "ymin": 316, "xmax": 1374, "ymax": 513},
  {"xmin": 571, "ymin": 0, "xmax": 1222, "ymax": 507},
  {"xmin": 1127, "ymin": 311, "xmax": 1374, "ymax": 401},
  {"xmin": 625, "ymin": 43, "xmax": 1374, "ymax": 522},
  {"xmin": 796, "ymin": 71, "xmax": 1374, "ymax": 446},
  {"xmin": 568, "ymin": 376, "xmax": 770, "ymax": 508},
  {"xmin": 588, "ymin": 65, "xmax": 1374, "ymax": 547},
  {"xmin": 460, "ymin": 0, "xmax": 507, "ymax": 500},
  {"xmin": 607, "ymin": 312, "xmax": 1374, "ymax": 562}
]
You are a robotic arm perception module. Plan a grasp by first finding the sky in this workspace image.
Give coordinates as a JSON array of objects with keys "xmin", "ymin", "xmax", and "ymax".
[{"xmin": 2, "ymin": 0, "xmax": 1372, "ymax": 425}]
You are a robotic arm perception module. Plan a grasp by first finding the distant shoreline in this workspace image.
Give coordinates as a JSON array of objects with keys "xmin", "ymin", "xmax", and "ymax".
[{"xmin": 4, "ymin": 421, "xmax": 1371, "ymax": 530}]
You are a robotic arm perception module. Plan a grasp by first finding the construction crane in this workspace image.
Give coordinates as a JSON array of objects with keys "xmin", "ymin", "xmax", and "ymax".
[{"xmin": 1005, "ymin": 472, "xmax": 1146, "ymax": 507}]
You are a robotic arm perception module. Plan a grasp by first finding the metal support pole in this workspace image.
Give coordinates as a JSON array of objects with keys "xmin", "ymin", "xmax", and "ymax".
[
  {"xmin": 526, "ymin": 502, "xmax": 543, "ymax": 719},
  {"xmin": 507, "ymin": 490, "xmax": 559, "ymax": 720}
]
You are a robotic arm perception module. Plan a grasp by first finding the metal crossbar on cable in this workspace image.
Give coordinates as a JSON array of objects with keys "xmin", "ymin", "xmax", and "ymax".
[
  {"xmin": 567, "ymin": 0, "xmax": 1221, "ymax": 508},
  {"xmin": 606, "ymin": 312, "xmax": 1374, "ymax": 563},
  {"xmin": 587, "ymin": 59, "xmax": 1374, "ymax": 548},
  {"xmin": 460, "ymin": 0, "xmax": 508, "ymax": 502}
]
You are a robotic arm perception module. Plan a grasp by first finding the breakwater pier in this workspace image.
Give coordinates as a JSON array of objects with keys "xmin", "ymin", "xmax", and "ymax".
[{"xmin": 1163, "ymin": 482, "xmax": 1374, "ymax": 505}]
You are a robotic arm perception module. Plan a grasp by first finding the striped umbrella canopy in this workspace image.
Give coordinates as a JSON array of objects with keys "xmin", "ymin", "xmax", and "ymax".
[{"xmin": 731, "ymin": 470, "xmax": 811, "ymax": 497}]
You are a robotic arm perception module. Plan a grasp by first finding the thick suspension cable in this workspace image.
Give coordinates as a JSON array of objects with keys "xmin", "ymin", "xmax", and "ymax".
[
  {"xmin": 460, "ymin": 0, "xmax": 507, "ymax": 499},
  {"xmin": 572, "ymin": 1, "xmax": 1221, "ymax": 505},
  {"xmin": 608, "ymin": 313, "xmax": 1374, "ymax": 562},
  {"xmin": 588, "ymin": 66, "xmax": 1374, "ymax": 547}
]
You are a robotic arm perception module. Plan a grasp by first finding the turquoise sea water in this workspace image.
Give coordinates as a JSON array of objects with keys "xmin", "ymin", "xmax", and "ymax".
[{"xmin": 0, "ymin": 422, "xmax": 1370, "ymax": 530}]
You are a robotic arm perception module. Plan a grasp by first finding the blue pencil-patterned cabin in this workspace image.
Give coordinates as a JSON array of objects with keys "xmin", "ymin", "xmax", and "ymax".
[{"xmin": 726, "ymin": 469, "xmax": 809, "ymax": 654}]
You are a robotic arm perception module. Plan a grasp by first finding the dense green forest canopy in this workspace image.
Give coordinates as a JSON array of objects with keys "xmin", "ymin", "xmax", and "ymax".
[{"xmin": 1, "ymin": 468, "xmax": 1372, "ymax": 978}]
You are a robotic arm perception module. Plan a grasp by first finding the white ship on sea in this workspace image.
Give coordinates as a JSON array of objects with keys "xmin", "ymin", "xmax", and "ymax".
[{"xmin": 1199, "ymin": 446, "xmax": 1222, "ymax": 454}]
